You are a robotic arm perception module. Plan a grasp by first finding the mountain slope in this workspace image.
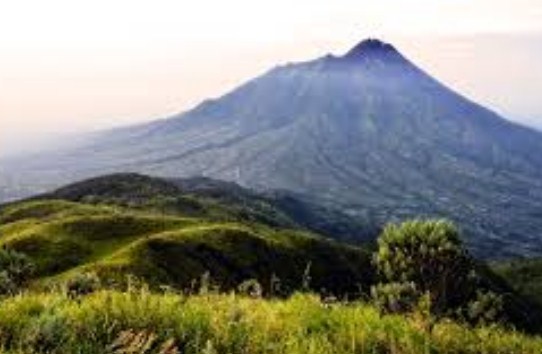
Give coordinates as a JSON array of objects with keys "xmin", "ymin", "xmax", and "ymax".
[
  {"xmin": 2, "ymin": 39, "xmax": 542, "ymax": 257},
  {"xmin": 493, "ymin": 258, "xmax": 542, "ymax": 306}
]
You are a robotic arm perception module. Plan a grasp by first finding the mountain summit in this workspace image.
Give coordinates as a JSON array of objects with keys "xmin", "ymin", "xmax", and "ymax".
[
  {"xmin": 343, "ymin": 38, "xmax": 401, "ymax": 59},
  {"xmin": 3, "ymin": 39, "xmax": 542, "ymax": 257}
]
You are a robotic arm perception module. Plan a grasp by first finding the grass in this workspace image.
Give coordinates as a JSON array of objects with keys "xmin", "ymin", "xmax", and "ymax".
[{"xmin": 0, "ymin": 289, "xmax": 540, "ymax": 354}]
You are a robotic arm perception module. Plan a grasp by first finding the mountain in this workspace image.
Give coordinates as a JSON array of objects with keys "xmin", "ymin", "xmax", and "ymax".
[{"xmin": 2, "ymin": 38, "xmax": 542, "ymax": 258}]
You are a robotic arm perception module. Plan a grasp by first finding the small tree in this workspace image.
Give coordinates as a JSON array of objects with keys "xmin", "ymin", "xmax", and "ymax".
[
  {"xmin": 373, "ymin": 219, "xmax": 478, "ymax": 316},
  {"xmin": 0, "ymin": 247, "xmax": 34, "ymax": 295}
]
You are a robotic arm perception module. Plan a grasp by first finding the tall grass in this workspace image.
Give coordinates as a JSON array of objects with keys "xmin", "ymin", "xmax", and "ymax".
[{"xmin": 0, "ymin": 288, "xmax": 540, "ymax": 353}]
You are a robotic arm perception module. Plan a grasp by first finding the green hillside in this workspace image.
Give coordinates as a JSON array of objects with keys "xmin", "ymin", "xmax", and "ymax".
[
  {"xmin": 36, "ymin": 173, "xmax": 378, "ymax": 243},
  {"xmin": 0, "ymin": 176, "xmax": 373, "ymax": 295},
  {"xmin": 493, "ymin": 258, "xmax": 542, "ymax": 306}
]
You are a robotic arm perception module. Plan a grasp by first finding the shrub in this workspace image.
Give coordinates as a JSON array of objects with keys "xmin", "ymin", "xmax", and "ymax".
[
  {"xmin": 464, "ymin": 290, "xmax": 504, "ymax": 324},
  {"xmin": 0, "ymin": 247, "xmax": 34, "ymax": 295},
  {"xmin": 373, "ymin": 219, "xmax": 483, "ymax": 318},
  {"xmin": 65, "ymin": 272, "xmax": 102, "ymax": 297},
  {"xmin": 22, "ymin": 313, "xmax": 67, "ymax": 352}
]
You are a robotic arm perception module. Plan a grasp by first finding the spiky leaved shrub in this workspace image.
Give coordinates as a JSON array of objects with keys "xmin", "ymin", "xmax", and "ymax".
[{"xmin": 372, "ymin": 219, "xmax": 502, "ymax": 321}]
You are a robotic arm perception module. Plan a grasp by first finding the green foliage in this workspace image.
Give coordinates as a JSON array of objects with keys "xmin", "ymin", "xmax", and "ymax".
[
  {"xmin": 0, "ymin": 289, "xmax": 540, "ymax": 354},
  {"xmin": 492, "ymin": 258, "xmax": 542, "ymax": 305},
  {"xmin": 65, "ymin": 272, "xmax": 102, "ymax": 298},
  {"xmin": 0, "ymin": 247, "xmax": 34, "ymax": 295},
  {"xmin": 372, "ymin": 219, "xmax": 503, "ymax": 323},
  {"xmin": 370, "ymin": 281, "xmax": 420, "ymax": 313},
  {"xmin": 464, "ymin": 290, "xmax": 504, "ymax": 325}
]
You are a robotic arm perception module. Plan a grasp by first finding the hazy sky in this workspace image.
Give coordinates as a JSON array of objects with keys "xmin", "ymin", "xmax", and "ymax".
[{"xmin": 1, "ymin": 0, "xmax": 542, "ymax": 156}]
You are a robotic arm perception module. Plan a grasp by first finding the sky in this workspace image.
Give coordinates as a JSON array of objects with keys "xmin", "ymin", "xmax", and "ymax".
[{"xmin": 1, "ymin": 0, "xmax": 542, "ymax": 156}]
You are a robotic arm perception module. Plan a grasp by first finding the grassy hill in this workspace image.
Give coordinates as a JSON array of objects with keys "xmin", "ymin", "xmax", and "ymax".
[
  {"xmin": 0, "ymin": 175, "xmax": 373, "ymax": 296},
  {"xmin": 36, "ymin": 173, "xmax": 379, "ymax": 244}
]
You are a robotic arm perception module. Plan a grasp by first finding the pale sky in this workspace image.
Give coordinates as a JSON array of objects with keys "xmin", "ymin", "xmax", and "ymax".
[{"xmin": 1, "ymin": 0, "xmax": 542, "ymax": 156}]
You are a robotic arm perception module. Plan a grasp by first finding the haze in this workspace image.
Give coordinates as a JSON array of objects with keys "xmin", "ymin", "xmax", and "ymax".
[{"xmin": 1, "ymin": 0, "xmax": 542, "ymax": 156}]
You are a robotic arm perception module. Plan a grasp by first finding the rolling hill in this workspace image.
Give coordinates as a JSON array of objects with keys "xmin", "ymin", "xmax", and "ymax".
[
  {"xmin": 2, "ymin": 39, "xmax": 542, "ymax": 257},
  {"xmin": 0, "ymin": 174, "xmax": 374, "ymax": 296}
]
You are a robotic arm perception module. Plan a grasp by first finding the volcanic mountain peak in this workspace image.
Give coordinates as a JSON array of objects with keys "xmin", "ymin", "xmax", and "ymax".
[{"xmin": 343, "ymin": 38, "xmax": 401, "ymax": 60}]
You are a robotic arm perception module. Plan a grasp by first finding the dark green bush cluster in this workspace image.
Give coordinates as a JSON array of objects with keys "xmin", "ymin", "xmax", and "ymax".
[
  {"xmin": 464, "ymin": 290, "xmax": 504, "ymax": 324},
  {"xmin": 0, "ymin": 247, "xmax": 34, "ymax": 295},
  {"xmin": 65, "ymin": 272, "xmax": 102, "ymax": 297},
  {"xmin": 372, "ymin": 219, "xmax": 503, "ymax": 324}
]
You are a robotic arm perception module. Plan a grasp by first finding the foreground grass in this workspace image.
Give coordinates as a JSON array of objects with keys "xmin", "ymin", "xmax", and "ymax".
[{"xmin": 0, "ymin": 290, "xmax": 540, "ymax": 354}]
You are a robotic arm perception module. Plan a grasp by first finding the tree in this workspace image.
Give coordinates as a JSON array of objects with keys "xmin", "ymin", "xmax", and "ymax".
[
  {"xmin": 0, "ymin": 247, "xmax": 34, "ymax": 295},
  {"xmin": 372, "ymin": 219, "xmax": 479, "ymax": 316}
]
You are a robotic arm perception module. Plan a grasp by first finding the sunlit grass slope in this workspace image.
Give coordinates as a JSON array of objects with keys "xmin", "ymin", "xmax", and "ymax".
[
  {"xmin": 0, "ymin": 196, "xmax": 372, "ymax": 295},
  {"xmin": 0, "ymin": 290, "xmax": 541, "ymax": 354}
]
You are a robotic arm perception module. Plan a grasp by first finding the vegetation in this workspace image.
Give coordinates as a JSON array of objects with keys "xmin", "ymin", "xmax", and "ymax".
[
  {"xmin": 35, "ymin": 173, "xmax": 377, "ymax": 243},
  {"xmin": 0, "ymin": 289, "xmax": 540, "ymax": 354},
  {"xmin": 493, "ymin": 258, "xmax": 542, "ymax": 306},
  {"xmin": 371, "ymin": 220, "xmax": 542, "ymax": 331},
  {"xmin": 0, "ymin": 176, "xmax": 373, "ymax": 296},
  {"xmin": 372, "ymin": 220, "xmax": 499, "ymax": 322},
  {"xmin": 0, "ymin": 247, "xmax": 33, "ymax": 295},
  {"xmin": 1, "ymin": 174, "xmax": 542, "ymax": 353},
  {"xmin": 373, "ymin": 220, "xmax": 477, "ymax": 315}
]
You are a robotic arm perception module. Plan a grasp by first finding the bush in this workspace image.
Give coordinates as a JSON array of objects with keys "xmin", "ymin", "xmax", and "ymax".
[
  {"xmin": 65, "ymin": 272, "xmax": 102, "ymax": 297},
  {"xmin": 0, "ymin": 247, "xmax": 34, "ymax": 295},
  {"xmin": 464, "ymin": 290, "xmax": 504, "ymax": 324},
  {"xmin": 373, "ymin": 219, "xmax": 487, "ymax": 319}
]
